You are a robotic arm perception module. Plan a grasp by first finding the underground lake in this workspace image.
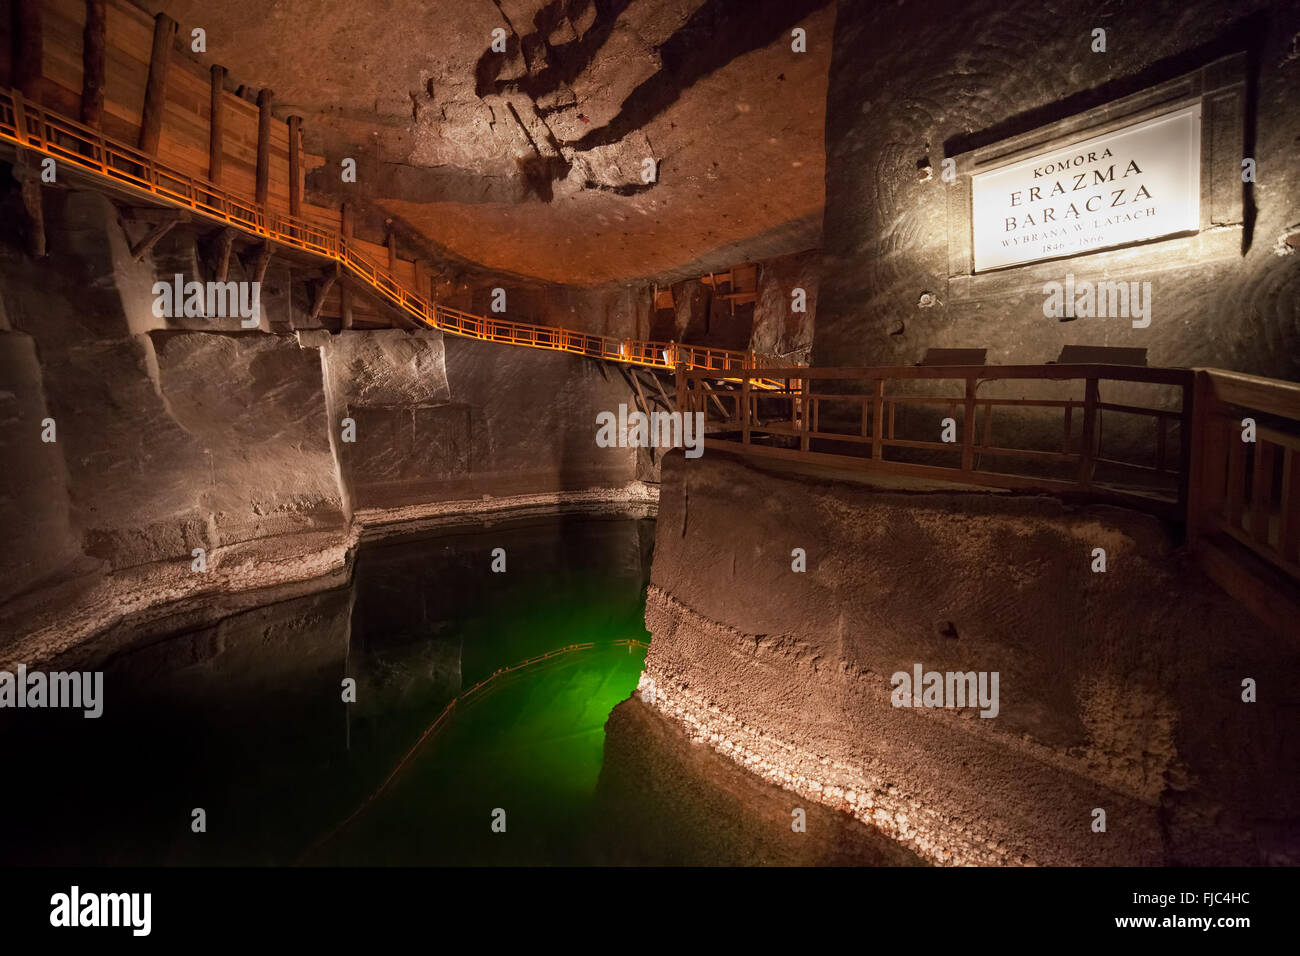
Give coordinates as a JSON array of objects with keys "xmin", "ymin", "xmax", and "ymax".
[{"xmin": 0, "ymin": 514, "xmax": 920, "ymax": 867}]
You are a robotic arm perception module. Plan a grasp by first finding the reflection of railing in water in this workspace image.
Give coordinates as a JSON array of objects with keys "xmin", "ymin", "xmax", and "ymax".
[
  {"xmin": 300, "ymin": 638, "xmax": 649, "ymax": 862},
  {"xmin": 0, "ymin": 86, "xmax": 778, "ymax": 379}
]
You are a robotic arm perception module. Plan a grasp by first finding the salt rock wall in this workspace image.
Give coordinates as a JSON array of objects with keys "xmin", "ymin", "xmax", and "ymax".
[
  {"xmin": 815, "ymin": 0, "xmax": 1300, "ymax": 379},
  {"xmin": 316, "ymin": 327, "xmax": 639, "ymax": 511},
  {"xmin": 641, "ymin": 451, "xmax": 1300, "ymax": 865},
  {"xmin": 750, "ymin": 249, "xmax": 818, "ymax": 364},
  {"xmin": 0, "ymin": 329, "xmax": 82, "ymax": 603},
  {"xmin": 0, "ymin": 183, "xmax": 642, "ymax": 624},
  {"xmin": 0, "ymin": 190, "xmax": 346, "ymax": 574}
]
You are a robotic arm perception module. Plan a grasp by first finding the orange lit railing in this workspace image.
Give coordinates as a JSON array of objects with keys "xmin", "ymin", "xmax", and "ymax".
[{"xmin": 0, "ymin": 87, "xmax": 781, "ymax": 379}]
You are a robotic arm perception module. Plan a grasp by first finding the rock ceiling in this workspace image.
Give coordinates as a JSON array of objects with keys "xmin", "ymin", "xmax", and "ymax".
[{"xmin": 145, "ymin": 0, "xmax": 834, "ymax": 285}]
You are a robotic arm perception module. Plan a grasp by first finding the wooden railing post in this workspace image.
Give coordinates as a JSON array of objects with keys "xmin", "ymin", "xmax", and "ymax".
[
  {"xmin": 1077, "ymin": 378, "xmax": 1099, "ymax": 488},
  {"xmin": 962, "ymin": 375, "xmax": 977, "ymax": 473},
  {"xmin": 871, "ymin": 378, "xmax": 885, "ymax": 461},
  {"xmin": 1185, "ymin": 372, "xmax": 1212, "ymax": 538},
  {"xmin": 740, "ymin": 372, "xmax": 752, "ymax": 445}
]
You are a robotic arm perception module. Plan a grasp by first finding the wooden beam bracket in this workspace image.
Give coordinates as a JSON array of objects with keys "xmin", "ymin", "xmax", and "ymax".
[{"xmin": 127, "ymin": 210, "xmax": 186, "ymax": 261}]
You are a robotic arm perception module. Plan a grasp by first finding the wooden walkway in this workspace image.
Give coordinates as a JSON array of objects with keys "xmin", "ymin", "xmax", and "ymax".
[{"xmin": 0, "ymin": 85, "xmax": 775, "ymax": 378}]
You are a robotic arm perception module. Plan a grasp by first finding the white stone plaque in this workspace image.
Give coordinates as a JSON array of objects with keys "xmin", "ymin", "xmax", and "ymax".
[{"xmin": 971, "ymin": 104, "xmax": 1201, "ymax": 272}]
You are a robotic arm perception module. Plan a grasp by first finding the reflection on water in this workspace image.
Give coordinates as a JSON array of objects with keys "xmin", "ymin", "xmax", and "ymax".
[
  {"xmin": 2, "ymin": 513, "xmax": 918, "ymax": 866},
  {"xmin": 0, "ymin": 516, "xmax": 655, "ymax": 866}
]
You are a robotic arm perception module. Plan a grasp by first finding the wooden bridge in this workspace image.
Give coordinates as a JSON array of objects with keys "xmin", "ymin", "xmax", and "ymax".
[{"xmin": 0, "ymin": 84, "xmax": 776, "ymax": 378}]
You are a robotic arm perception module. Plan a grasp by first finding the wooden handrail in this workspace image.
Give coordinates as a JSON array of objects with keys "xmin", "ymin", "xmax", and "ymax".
[
  {"xmin": 0, "ymin": 86, "xmax": 781, "ymax": 379},
  {"xmin": 1188, "ymin": 368, "xmax": 1300, "ymax": 581},
  {"xmin": 680, "ymin": 364, "xmax": 1195, "ymax": 518}
]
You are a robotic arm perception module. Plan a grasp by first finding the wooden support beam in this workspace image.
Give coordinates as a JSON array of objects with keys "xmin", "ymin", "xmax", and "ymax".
[
  {"xmin": 129, "ymin": 211, "xmax": 185, "ymax": 261},
  {"xmin": 14, "ymin": 0, "xmax": 43, "ymax": 100},
  {"xmin": 287, "ymin": 115, "xmax": 303, "ymax": 218},
  {"xmin": 622, "ymin": 365, "xmax": 651, "ymax": 420},
  {"xmin": 341, "ymin": 201, "xmax": 354, "ymax": 241},
  {"xmin": 80, "ymin": 0, "xmax": 107, "ymax": 128},
  {"xmin": 309, "ymin": 267, "xmax": 339, "ymax": 324},
  {"xmin": 208, "ymin": 65, "xmax": 226, "ymax": 183},
  {"xmin": 255, "ymin": 89, "xmax": 274, "ymax": 205},
  {"xmin": 644, "ymin": 368, "xmax": 674, "ymax": 410},
  {"xmin": 213, "ymin": 228, "xmax": 237, "ymax": 282},
  {"xmin": 13, "ymin": 149, "xmax": 46, "ymax": 257},
  {"xmin": 340, "ymin": 285, "xmax": 354, "ymax": 331},
  {"xmin": 414, "ymin": 259, "xmax": 430, "ymax": 299},
  {"xmin": 139, "ymin": 14, "xmax": 177, "ymax": 154},
  {"xmin": 251, "ymin": 241, "xmax": 273, "ymax": 285}
]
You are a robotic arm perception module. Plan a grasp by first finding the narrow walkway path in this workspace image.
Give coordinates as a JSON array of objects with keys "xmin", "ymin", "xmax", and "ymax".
[{"xmin": 0, "ymin": 87, "xmax": 775, "ymax": 377}]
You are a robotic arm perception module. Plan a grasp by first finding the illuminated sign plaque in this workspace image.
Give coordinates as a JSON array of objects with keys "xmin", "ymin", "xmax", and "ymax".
[{"xmin": 970, "ymin": 105, "xmax": 1201, "ymax": 272}]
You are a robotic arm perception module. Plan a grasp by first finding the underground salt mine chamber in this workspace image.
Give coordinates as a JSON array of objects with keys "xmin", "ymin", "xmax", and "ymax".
[{"xmin": 0, "ymin": 0, "xmax": 1297, "ymax": 874}]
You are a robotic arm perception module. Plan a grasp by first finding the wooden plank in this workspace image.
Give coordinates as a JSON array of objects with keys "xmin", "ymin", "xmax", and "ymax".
[
  {"xmin": 81, "ymin": 0, "xmax": 106, "ymax": 127},
  {"xmin": 15, "ymin": 0, "xmax": 43, "ymax": 99},
  {"xmin": 255, "ymin": 87, "xmax": 272, "ymax": 204},
  {"xmin": 871, "ymin": 379, "xmax": 884, "ymax": 460},
  {"xmin": 138, "ymin": 12, "xmax": 176, "ymax": 153},
  {"xmin": 1077, "ymin": 378, "xmax": 1099, "ymax": 488},
  {"xmin": 1203, "ymin": 367, "xmax": 1300, "ymax": 421},
  {"xmin": 1225, "ymin": 423, "xmax": 1247, "ymax": 529},
  {"xmin": 1281, "ymin": 448, "xmax": 1300, "ymax": 564},
  {"xmin": 961, "ymin": 376, "xmax": 976, "ymax": 471},
  {"xmin": 1195, "ymin": 534, "xmax": 1300, "ymax": 638},
  {"xmin": 207, "ymin": 64, "xmax": 224, "ymax": 182},
  {"xmin": 287, "ymin": 114, "xmax": 301, "ymax": 216},
  {"xmin": 728, "ymin": 364, "xmax": 1194, "ymax": 387},
  {"xmin": 739, "ymin": 375, "xmax": 752, "ymax": 445},
  {"xmin": 703, "ymin": 438, "xmax": 1179, "ymax": 515},
  {"xmin": 1251, "ymin": 441, "xmax": 1276, "ymax": 546}
]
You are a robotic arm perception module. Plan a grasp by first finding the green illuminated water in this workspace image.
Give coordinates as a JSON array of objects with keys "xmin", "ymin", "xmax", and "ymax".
[
  {"xmin": 1, "ymin": 516, "xmax": 655, "ymax": 866},
  {"xmin": 2, "ymin": 514, "xmax": 919, "ymax": 866}
]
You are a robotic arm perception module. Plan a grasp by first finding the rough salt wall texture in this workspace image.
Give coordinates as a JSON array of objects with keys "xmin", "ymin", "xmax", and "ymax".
[
  {"xmin": 815, "ymin": 0, "xmax": 1300, "ymax": 380},
  {"xmin": 313, "ymin": 326, "xmax": 641, "ymax": 511},
  {"xmin": 0, "ymin": 330, "xmax": 83, "ymax": 603},
  {"xmin": 642, "ymin": 451, "xmax": 1300, "ymax": 865},
  {"xmin": 750, "ymin": 248, "xmax": 819, "ymax": 364},
  {"xmin": 1, "ymin": 191, "xmax": 342, "ymax": 573}
]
